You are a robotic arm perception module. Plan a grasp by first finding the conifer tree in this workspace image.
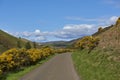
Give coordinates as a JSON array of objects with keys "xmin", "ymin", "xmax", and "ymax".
[{"xmin": 25, "ymin": 42, "xmax": 31, "ymax": 49}]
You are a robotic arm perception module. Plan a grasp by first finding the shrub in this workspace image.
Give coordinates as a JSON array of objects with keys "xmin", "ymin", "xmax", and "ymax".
[
  {"xmin": 98, "ymin": 27, "xmax": 103, "ymax": 33},
  {"xmin": 116, "ymin": 17, "xmax": 120, "ymax": 25},
  {"xmin": 75, "ymin": 36, "xmax": 100, "ymax": 53},
  {"xmin": 0, "ymin": 47, "xmax": 55, "ymax": 74}
]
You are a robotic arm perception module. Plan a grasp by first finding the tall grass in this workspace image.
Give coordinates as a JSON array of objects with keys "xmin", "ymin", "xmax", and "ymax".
[{"xmin": 72, "ymin": 49, "xmax": 120, "ymax": 80}]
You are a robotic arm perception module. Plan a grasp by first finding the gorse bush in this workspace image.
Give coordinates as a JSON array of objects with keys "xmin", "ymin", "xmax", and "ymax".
[
  {"xmin": 0, "ymin": 47, "xmax": 71, "ymax": 78},
  {"xmin": 75, "ymin": 36, "xmax": 99, "ymax": 53},
  {"xmin": 116, "ymin": 17, "xmax": 120, "ymax": 25},
  {"xmin": 0, "ymin": 47, "xmax": 54, "ymax": 75},
  {"xmin": 98, "ymin": 27, "xmax": 103, "ymax": 33}
]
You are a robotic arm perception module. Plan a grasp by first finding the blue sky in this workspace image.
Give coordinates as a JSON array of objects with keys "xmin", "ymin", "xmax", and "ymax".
[{"xmin": 0, "ymin": 0, "xmax": 120, "ymax": 42}]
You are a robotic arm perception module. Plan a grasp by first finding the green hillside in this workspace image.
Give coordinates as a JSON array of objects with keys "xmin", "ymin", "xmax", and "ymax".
[
  {"xmin": 42, "ymin": 41, "xmax": 71, "ymax": 48},
  {"xmin": 0, "ymin": 30, "xmax": 38, "ymax": 54},
  {"xmin": 72, "ymin": 18, "xmax": 120, "ymax": 80}
]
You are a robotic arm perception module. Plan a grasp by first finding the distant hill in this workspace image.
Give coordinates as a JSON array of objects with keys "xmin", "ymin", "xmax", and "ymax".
[
  {"xmin": 42, "ymin": 37, "xmax": 85, "ymax": 48},
  {"xmin": 42, "ymin": 41, "xmax": 70, "ymax": 48},
  {"xmin": 0, "ymin": 30, "xmax": 38, "ymax": 53},
  {"xmin": 42, "ymin": 37, "xmax": 86, "ymax": 48}
]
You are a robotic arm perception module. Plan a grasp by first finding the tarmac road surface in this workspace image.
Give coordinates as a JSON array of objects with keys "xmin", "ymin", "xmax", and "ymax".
[{"xmin": 20, "ymin": 53, "xmax": 80, "ymax": 80}]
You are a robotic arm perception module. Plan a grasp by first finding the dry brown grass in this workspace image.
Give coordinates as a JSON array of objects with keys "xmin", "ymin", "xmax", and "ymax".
[{"xmin": 93, "ymin": 22, "xmax": 120, "ymax": 62}]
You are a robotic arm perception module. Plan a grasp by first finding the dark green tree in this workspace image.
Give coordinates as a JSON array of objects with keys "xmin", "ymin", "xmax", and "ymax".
[
  {"xmin": 17, "ymin": 37, "xmax": 22, "ymax": 48},
  {"xmin": 17, "ymin": 40, "xmax": 21, "ymax": 48},
  {"xmin": 25, "ymin": 42, "xmax": 31, "ymax": 49},
  {"xmin": 33, "ymin": 42, "xmax": 37, "ymax": 48}
]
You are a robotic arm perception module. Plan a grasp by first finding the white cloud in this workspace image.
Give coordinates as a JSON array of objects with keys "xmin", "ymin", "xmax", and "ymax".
[
  {"xmin": 50, "ymin": 16, "xmax": 118, "ymax": 40},
  {"xmin": 34, "ymin": 36, "xmax": 46, "ymax": 41},
  {"xmin": 53, "ymin": 24, "xmax": 96, "ymax": 39},
  {"xmin": 63, "ymin": 24, "xmax": 93, "ymax": 30},
  {"xmin": 10, "ymin": 16, "xmax": 118, "ymax": 42},
  {"xmin": 104, "ymin": 0, "xmax": 120, "ymax": 8},
  {"xmin": 108, "ymin": 16, "xmax": 118, "ymax": 24},
  {"xmin": 35, "ymin": 29, "xmax": 41, "ymax": 33},
  {"xmin": 65, "ymin": 16, "xmax": 106, "ymax": 22},
  {"xmin": 13, "ymin": 29, "xmax": 46, "ymax": 42},
  {"xmin": 22, "ymin": 31, "xmax": 33, "ymax": 37},
  {"xmin": 66, "ymin": 16, "xmax": 118, "ymax": 25},
  {"xmin": 34, "ymin": 29, "xmax": 43, "ymax": 36}
]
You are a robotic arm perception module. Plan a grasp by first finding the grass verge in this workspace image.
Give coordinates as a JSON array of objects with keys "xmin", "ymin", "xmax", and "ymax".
[
  {"xmin": 72, "ymin": 49, "xmax": 120, "ymax": 80},
  {"xmin": 5, "ymin": 55, "xmax": 54, "ymax": 80}
]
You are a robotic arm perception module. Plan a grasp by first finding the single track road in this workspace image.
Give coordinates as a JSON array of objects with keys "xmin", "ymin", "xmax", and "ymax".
[{"xmin": 20, "ymin": 53, "xmax": 80, "ymax": 80}]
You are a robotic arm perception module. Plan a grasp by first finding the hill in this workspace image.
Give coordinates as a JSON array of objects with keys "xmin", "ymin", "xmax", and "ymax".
[
  {"xmin": 93, "ymin": 17, "xmax": 120, "ymax": 53},
  {"xmin": 72, "ymin": 17, "xmax": 120, "ymax": 80},
  {"xmin": 0, "ymin": 30, "xmax": 38, "ymax": 53},
  {"xmin": 42, "ymin": 38, "xmax": 84, "ymax": 48},
  {"xmin": 42, "ymin": 41, "xmax": 71, "ymax": 48}
]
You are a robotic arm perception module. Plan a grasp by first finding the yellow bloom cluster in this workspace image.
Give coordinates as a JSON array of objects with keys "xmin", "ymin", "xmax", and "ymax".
[
  {"xmin": 116, "ymin": 17, "xmax": 120, "ymax": 25},
  {"xmin": 0, "ymin": 46, "xmax": 71, "ymax": 76},
  {"xmin": 75, "ymin": 36, "xmax": 99, "ymax": 53},
  {"xmin": 0, "ymin": 47, "xmax": 54, "ymax": 74}
]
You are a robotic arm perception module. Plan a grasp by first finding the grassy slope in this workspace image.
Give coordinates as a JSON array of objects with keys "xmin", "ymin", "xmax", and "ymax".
[
  {"xmin": 72, "ymin": 49, "xmax": 120, "ymax": 80},
  {"xmin": 0, "ymin": 30, "xmax": 38, "ymax": 54},
  {"xmin": 72, "ymin": 21, "xmax": 120, "ymax": 80},
  {"xmin": 0, "ymin": 30, "xmax": 18, "ymax": 53}
]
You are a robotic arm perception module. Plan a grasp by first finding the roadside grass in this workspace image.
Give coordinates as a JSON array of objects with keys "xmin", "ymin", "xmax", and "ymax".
[
  {"xmin": 5, "ymin": 54, "xmax": 55, "ymax": 80},
  {"xmin": 72, "ymin": 49, "xmax": 120, "ymax": 80}
]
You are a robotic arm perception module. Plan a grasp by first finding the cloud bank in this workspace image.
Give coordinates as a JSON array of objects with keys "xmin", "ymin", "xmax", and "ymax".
[{"xmin": 12, "ymin": 16, "xmax": 118, "ymax": 42}]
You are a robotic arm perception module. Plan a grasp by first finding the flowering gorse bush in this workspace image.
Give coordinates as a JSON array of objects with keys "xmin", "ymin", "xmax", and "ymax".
[{"xmin": 0, "ymin": 47, "xmax": 71, "ymax": 76}]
